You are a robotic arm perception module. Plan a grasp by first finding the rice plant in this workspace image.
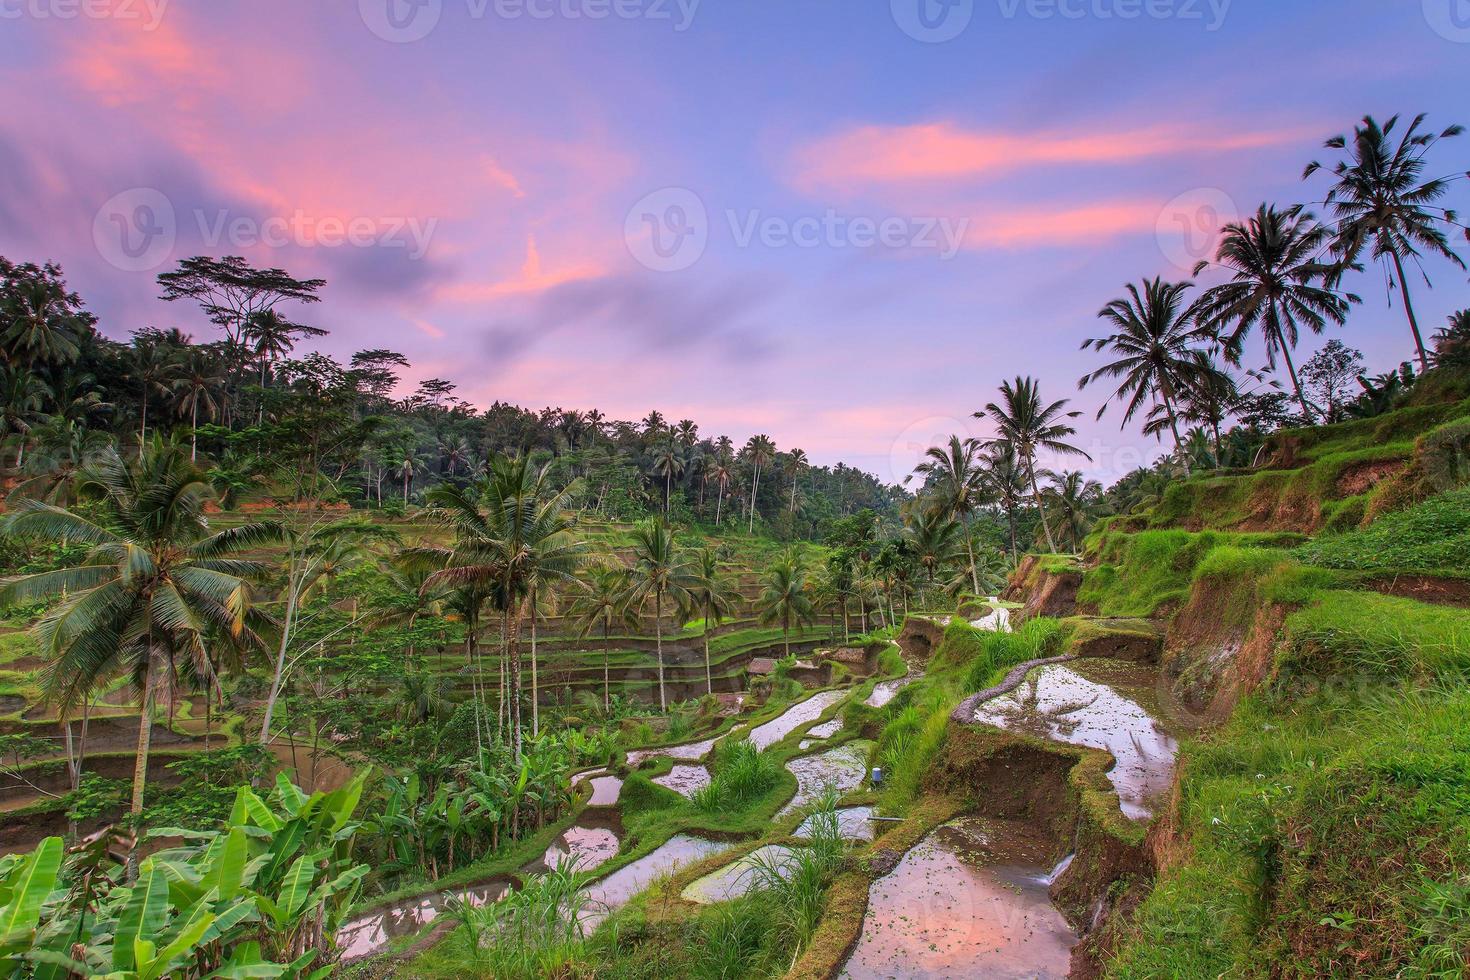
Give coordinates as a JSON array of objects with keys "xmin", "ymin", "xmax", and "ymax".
[{"xmin": 447, "ymin": 859, "xmax": 597, "ymax": 979}]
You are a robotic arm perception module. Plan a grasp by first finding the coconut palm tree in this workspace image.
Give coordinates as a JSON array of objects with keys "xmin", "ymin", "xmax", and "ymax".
[
  {"xmin": 977, "ymin": 377, "xmax": 1089, "ymax": 555},
  {"xmin": 170, "ymin": 347, "xmax": 226, "ymax": 461},
  {"xmin": 569, "ymin": 565, "xmax": 635, "ymax": 713},
  {"xmin": 741, "ymin": 435, "xmax": 776, "ymax": 533},
  {"xmin": 710, "ymin": 450, "xmax": 734, "ymax": 527},
  {"xmin": 0, "ymin": 441, "xmax": 275, "ymax": 872},
  {"xmin": 242, "ymin": 310, "xmax": 327, "ymax": 421},
  {"xmin": 912, "ymin": 435, "xmax": 988, "ymax": 596},
  {"xmin": 756, "ymin": 553, "xmax": 815, "ymax": 659},
  {"xmin": 684, "ymin": 547, "xmax": 737, "ymax": 695},
  {"xmin": 0, "ymin": 260, "xmax": 88, "ymax": 370},
  {"xmin": 784, "ymin": 449, "xmax": 808, "ymax": 515},
  {"xmin": 1304, "ymin": 114, "xmax": 1466, "ymax": 372},
  {"xmin": 652, "ymin": 439, "xmax": 686, "ymax": 517},
  {"xmin": 622, "ymin": 520, "xmax": 695, "ymax": 712},
  {"xmin": 1082, "ymin": 278, "xmax": 1215, "ymax": 459},
  {"xmin": 125, "ymin": 331, "xmax": 181, "ymax": 457},
  {"xmin": 981, "ymin": 442, "xmax": 1028, "ymax": 558},
  {"xmin": 1194, "ymin": 204, "xmax": 1356, "ymax": 418},
  {"xmin": 1043, "ymin": 471, "xmax": 1104, "ymax": 553},
  {"xmin": 905, "ymin": 507, "xmax": 962, "ymax": 588}
]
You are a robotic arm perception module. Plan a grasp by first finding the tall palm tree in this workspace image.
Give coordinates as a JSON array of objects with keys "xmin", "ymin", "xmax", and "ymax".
[
  {"xmin": 242, "ymin": 310, "xmax": 327, "ymax": 421},
  {"xmin": 742, "ymin": 435, "xmax": 775, "ymax": 533},
  {"xmin": 170, "ymin": 347, "xmax": 226, "ymax": 461},
  {"xmin": 652, "ymin": 439, "xmax": 686, "ymax": 517},
  {"xmin": 1304, "ymin": 114, "xmax": 1466, "ymax": 371},
  {"xmin": 622, "ymin": 520, "xmax": 695, "ymax": 712},
  {"xmin": 982, "ymin": 442, "xmax": 1028, "ymax": 558},
  {"xmin": 905, "ymin": 507, "xmax": 962, "ymax": 588},
  {"xmin": 570, "ymin": 565, "xmax": 634, "ymax": 714},
  {"xmin": 710, "ymin": 448, "xmax": 734, "ymax": 527},
  {"xmin": 1194, "ymin": 204, "xmax": 1356, "ymax": 418},
  {"xmin": 784, "ymin": 449, "xmax": 809, "ymax": 515},
  {"xmin": 685, "ymin": 548, "xmax": 737, "ymax": 695},
  {"xmin": 977, "ymin": 377, "xmax": 1090, "ymax": 555},
  {"xmin": 125, "ymin": 331, "xmax": 180, "ymax": 457},
  {"xmin": 1043, "ymin": 471, "xmax": 1104, "ymax": 553},
  {"xmin": 0, "ymin": 441, "xmax": 274, "ymax": 871},
  {"xmin": 1082, "ymin": 278, "xmax": 1215, "ymax": 460},
  {"xmin": 756, "ymin": 553, "xmax": 815, "ymax": 660},
  {"xmin": 396, "ymin": 445, "xmax": 425, "ymax": 504},
  {"xmin": 912, "ymin": 435, "xmax": 988, "ymax": 595}
]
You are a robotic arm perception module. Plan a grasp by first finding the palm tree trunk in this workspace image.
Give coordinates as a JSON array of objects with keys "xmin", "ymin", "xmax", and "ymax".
[
  {"xmin": 602, "ymin": 615, "xmax": 611, "ymax": 715},
  {"xmin": 508, "ymin": 602, "xmax": 525, "ymax": 760},
  {"xmin": 1391, "ymin": 250, "xmax": 1431, "ymax": 372},
  {"xmin": 127, "ymin": 657, "xmax": 157, "ymax": 881},
  {"xmin": 530, "ymin": 590, "xmax": 539, "ymax": 738},
  {"xmin": 190, "ymin": 400, "xmax": 198, "ymax": 461},
  {"xmin": 964, "ymin": 526, "xmax": 980, "ymax": 596},
  {"xmin": 704, "ymin": 599, "xmax": 713, "ymax": 695},
  {"xmin": 715, "ymin": 483, "xmax": 724, "ymax": 526},
  {"xmin": 1028, "ymin": 459, "xmax": 1060, "ymax": 554},
  {"xmin": 1278, "ymin": 338, "xmax": 1312, "ymax": 421},
  {"xmin": 841, "ymin": 601, "xmax": 849, "ymax": 643},
  {"xmin": 655, "ymin": 591, "xmax": 666, "ymax": 712},
  {"xmin": 747, "ymin": 465, "xmax": 760, "ymax": 534},
  {"xmin": 139, "ymin": 393, "xmax": 147, "ymax": 459}
]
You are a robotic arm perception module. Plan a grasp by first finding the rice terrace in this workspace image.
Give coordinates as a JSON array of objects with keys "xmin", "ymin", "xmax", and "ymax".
[{"xmin": 1, "ymin": 2, "xmax": 1468, "ymax": 977}]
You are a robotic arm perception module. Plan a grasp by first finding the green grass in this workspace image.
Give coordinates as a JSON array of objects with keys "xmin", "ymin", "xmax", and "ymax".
[
  {"xmin": 1080, "ymin": 530, "xmax": 1303, "ymax": 617},
  {"xmin": 1277, "ymin": 591, "xmax": 1470, "ymax": 680},
  {"xmin": 1293, "ymin": 488, "xmax": 1470, "ymax": 574},
  {"xmin": 690, "ymin": 740, "xmax": 784, "ymax": 813}
]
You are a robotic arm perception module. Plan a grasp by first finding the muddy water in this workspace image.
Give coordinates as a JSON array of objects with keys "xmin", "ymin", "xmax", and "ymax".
[
  {"xmin": 652, "ymin": 763, "xmax": 712, "ymax": 796},
  {"xmin": 337, "ymin": 877, "xmax": 511, "ymax": 962},
  {"xmin": 865, "ymin": 676, "xmax": 915, "ymax": 709},
  {"xmin": 806, "ymin": 718, "xmax": 843, "ymax": 739},
  {"xmin": 525, "ymin": 809, "xmax": 623, "ymax": 875},
  {"xmin": 746, "ymin": 690, "xmax": 845, "ymax": 750},
  {"xmin": 583, "ymin": 834, "xmax": 727, "ymax": 916},
  {"xmin": 779, "ymin": 741, "xmax": 873, "ymax": 817},
  {"xmin": 577, "ymin": 771, "xmax": 624, "ymax": 807},
  {"xmin": 796, "ymin": 805, "xmax": 876, "ymax": 842},
  {"xmin": 840, "ymin": 816, "xmax": 1077, "ymax": 979},
  {"xmin": 970, "ymin": 660, "xmax": 1178, "ymax": 820},
  {"xmin": 625, "ymin": 737, "xmax": 716, "ymax": 767},
  {"xmin": 970, "ymin": 601, "xmax": 1012, "ymax": 633},
  {"xmin": 681, "ymin": 843, "xmax": 798, "ymax": 904}
]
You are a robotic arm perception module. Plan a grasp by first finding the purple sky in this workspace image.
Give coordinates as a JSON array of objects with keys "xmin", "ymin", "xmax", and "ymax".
[{"xmin": 3, "ymin": 0, "xmax": 1468, "ymax": 483}]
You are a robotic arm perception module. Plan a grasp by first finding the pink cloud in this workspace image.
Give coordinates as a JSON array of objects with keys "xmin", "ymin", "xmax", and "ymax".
[{"xmin": 790, "ymin": 120, "xmax": 1306, "ymax": 192}]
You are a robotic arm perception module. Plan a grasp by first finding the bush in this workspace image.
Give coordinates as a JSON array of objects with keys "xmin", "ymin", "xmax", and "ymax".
[{"xmin": 690, "ymin": 740, "xmax": 782, "ymax": 813}]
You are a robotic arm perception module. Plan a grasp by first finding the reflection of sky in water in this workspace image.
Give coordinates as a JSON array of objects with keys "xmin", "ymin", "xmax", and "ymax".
[
  {"xmin": 972, "ymin": 664, "xmax": 1178, "ymax": 820},
  {"xmin": 652, "ymin": 763, "xmax": 711, "ymax": 795},
  {"xmin": 779, "ymin": 741, "xmax": 872, "ymax": 816},
  {"xmin": 748, "ymin": 690, "xmax": 845, "ymax": 749}
]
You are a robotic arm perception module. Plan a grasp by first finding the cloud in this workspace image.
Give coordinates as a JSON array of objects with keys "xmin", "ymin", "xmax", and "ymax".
[{"xmin": 789, "ymin": 120, "xmax": 1305, "ymax": 192}]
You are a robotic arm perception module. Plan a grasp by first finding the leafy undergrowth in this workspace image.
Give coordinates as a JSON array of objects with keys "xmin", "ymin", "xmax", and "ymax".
[
  {"xmin": 1292, "ymin": 487, "xmax": 1470, "ymax": 573},
  {"xmin": 1080, "ymin": 529, "xmax": 1302, "ymax": 617}
]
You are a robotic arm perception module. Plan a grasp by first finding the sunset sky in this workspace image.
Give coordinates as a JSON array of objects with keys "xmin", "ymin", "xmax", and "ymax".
[{"xmin": 3, "ymin": 0, "xmax": 1468, "ymax": 483}]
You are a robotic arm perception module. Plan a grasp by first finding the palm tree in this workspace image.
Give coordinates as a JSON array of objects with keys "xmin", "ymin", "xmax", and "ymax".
[
  {"xmin": 905, "ymin": 507, "xmax": 962, "ymax": 588},
  {"xmin": 1304, "ymin": 114, "xmax": 1466, "ymax": 371},
  {"xmin": 396, "ymin": 445, "xmax": 425, "ymax": 504},
  {"xmin": 977, "ymin": 377, "xmax": 1090, "ymax": 555},
  {"xmin": 912, "ymin": 435, "xmax": 988, "ymax": 595},
  {"xmin": 242, "ymin": 310, "xmax": 327, "ymax": 421},
  {"xmin": 0, "ymin": 262, "xmax": 87, "ymax": 369},
  {"xmin": 742, "ymin": 435, "xmax": 775, "ymax": 533},
  {"xmin": 170, "ymin": 347, "xmax": 226, "ymax": 461},
  {"xmin": 0, "ymin": 365, "xmax": 46, "ymax": 467},
  {"xmin": 622, "ymin": 520, "xmax": 695, "ymax": 712},
  {"xmin": 570, "ymin": 565, "xmax": 634, "ymax": 714},
  {"xmin": 756, "ymin": 553, "xmax": 815, "ymax": 659},
  {"xmin": 125, "ymin": 331, "xmax": 180, "ymax": 457},
  {"xmin": 1082, "ymin": 278, "xmax": 1215, "ymax": 459},
  {"xmin": 1194, "ymin": 204, "xmax": 1355, "ymax": 418},
  {"xmin": 1043, "ymin": 471, "xmax": 1104, "ymax": 553},
  {"xmin": 0, "ymin": 441, "xmax": 274, "ymax": 872},
  {"xmin": 652, "ymin": 439, "xmax": 686, "ymax": 517},
  {"xmin": 10, "ymin": 418, "xmax": 109, "ymax": 507},
  {"xmin": 981, "ymin": 442, "xmax": 1027, "ymax": 557},
  {"xmin": 685, "ymin": 548, "xmax": 737, "ymax": 695},
  {"xmin": 710, "ymin": 449, "xmax": 734, "ymax": 527},
  {"xmin": 784, "ymin": 449, "xmax": 808, "ymax": 515}
]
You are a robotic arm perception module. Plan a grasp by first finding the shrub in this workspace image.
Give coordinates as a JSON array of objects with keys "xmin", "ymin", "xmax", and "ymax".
[{"xmin": 690, "ymin": 740, "xmax": 782, "ymax": 814}]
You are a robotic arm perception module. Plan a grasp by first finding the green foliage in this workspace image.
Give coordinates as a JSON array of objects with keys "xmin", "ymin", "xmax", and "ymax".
[
  {"xmin": 1293, "ymin": 488, "xmax": 1470, "ymax": 573},
  {"xmin": 1082, "ymin": 529, "xmax": 1301, "ymax": 616},
  {"xmin": 619, "ymin": 771, "xmax": 684, "ymax": 816},
  {"xmin": 440, "ymin": 860, "xmax": 593, "ymax": 979},
  {"xmin": 690, "ymin": 740, "xmax": 783, "ymax": 814},
  {"xmin": 1278, "ymin": 591, "xmax": 1470, "ymax": 680}
]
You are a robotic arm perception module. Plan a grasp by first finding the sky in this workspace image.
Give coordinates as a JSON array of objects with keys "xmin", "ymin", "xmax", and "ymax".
[{"xmin": 3, "ymin": 0, "xmax": 1469, "ymax": 485}]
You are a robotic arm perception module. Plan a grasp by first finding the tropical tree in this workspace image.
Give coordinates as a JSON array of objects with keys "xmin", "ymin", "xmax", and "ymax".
[
  {"xmin": 905, "ymin": 506, "xmax": 962, "ymax": 588},
  {"xmin": 1304, "ymin": 113, "xmax": 1466, "ymax": 371},
  {"xmin": 0, "ymin": 364, "xmax": 46, "ymax": 467},
  {"xmin": 652, "ymin": 439, "xmax": 686, "ymax": 517},
  {"xmin": 0, "ymin": 258, "xmax": 92, "ymax": 370},
  {"xmin": 912, "ymin": 435, "xmax": 988, "ymax": 595},
  {"xmin": 1082, "ymin": 277, "xmax": 1214, "ymax": 459},
  {"xmin": 125, "ymin": 330, "xmax": 181, "ymax": 456},
  {"xmin": 570, "ymin": 565, "xmax": 634, "ymax": 713},
  {"xmin": 977, "ymin": 377, "xmax": 1090, "ymax": 555},
  {"xmin": 756, "ymin": 552, "xmax": 815, "ymax": 659},
  {"xmin": 170, "ymin": 346, "xmax": 226, "ymax": 461},
  {"xmin": 1043, "ymin": 471, "xmax": 1104, "ymax": 552},
  {"xmin": 0, "ymin": 441, "xmax": 275, "ymax": 873},
  {"xmin": 1194, "ymin": 204, "xmax": 1355, "ymax": 419},
  {"xmin": 622, "ymin": 520, "xmax": 695, "ymax": 712},
  {"xmin": 742, "ymin": 434, "xmax": 776, "ymax": 533},
  {"xmin": 685, "ymin": 547, "xmax": 737, "ymax": 695},
  {"xmin": 710, "ymin": 448, "xmax": 734, "ymax": 526},
  {"xmin": 981, "ymin": 441, "xmax": 1028, "ymax": 557},
  {"xmin": 785, "ymin": 448, "xmax": 808, "ymax": 515}
]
